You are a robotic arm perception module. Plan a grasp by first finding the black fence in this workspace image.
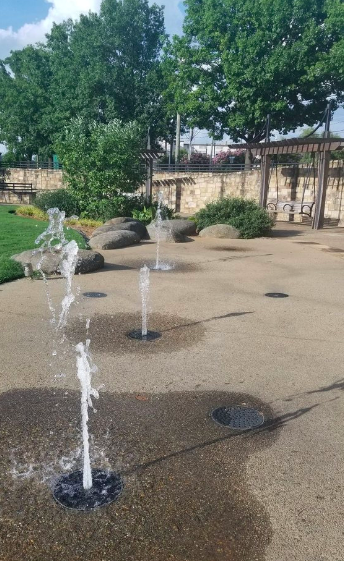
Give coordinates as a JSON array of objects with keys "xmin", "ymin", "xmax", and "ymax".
[
  {"xmin": 153, "ymin": 162, "xmax": 260, "ymax": 173},
  {"xmin": 0, "ymin": 161, "xmax": 62, "ymax": 170}
]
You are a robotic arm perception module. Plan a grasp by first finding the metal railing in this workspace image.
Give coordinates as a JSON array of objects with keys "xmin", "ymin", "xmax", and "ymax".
[
  {"xmin": 153, "ymin": 162, "xmax": 260, "ymax": 173},
  {"xmin": 0, "ymin": 161, "xmax": 63, "ymax": 170}
]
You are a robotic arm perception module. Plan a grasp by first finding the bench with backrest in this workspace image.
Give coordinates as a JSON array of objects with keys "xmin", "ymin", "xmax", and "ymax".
[
  {"xmin": 267, "ymin": 201, "xmax": 315, "ymax": 218},
  {"xmin": 0, "ymin": 182, "xmax": 36, "ymax": 202}
]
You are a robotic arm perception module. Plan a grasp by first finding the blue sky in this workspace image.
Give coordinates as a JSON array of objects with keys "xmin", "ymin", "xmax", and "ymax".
[{"xmin": 1, "ymin": 0, "xmax": 49, "ymax": 31}]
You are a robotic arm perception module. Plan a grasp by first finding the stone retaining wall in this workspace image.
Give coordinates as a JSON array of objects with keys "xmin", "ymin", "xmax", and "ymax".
[
  {"xmin": 2, "ymin": 164, "xmax": 344, "ymax": 223},
  {"xmin": 151, "ymin": 162, "xmax": 344, "ymax": 223}
]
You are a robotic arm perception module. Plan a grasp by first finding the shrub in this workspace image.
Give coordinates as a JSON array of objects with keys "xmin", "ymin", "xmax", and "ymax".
[
  {"xmin": 16, "ymin": 206, "xmax": 48, "ymax": 220},
  {"xmin": 35, "ymin": 189, "xmax": 80, "ymax": 217},
  {"xmin": 80, "ymin": 194, "xmax": 146, "ymax": 221},
  {"xmin": 213, "ymin": 149, "xmax": 245, "ymax": 167},
  {"xmin": 65, "ymin": 218, "xmax": 103, "ymax": 228},
  {"xmin": 196, "ymin": 197, "xmax": 274, "ymax": 239},
  {"xmin": 55, "ymin": 118, "xmax": 146, "ymax": 213},
  {"xmin": 180, "ymin": 151, "xmax": 210, "ymax": 165},
  {"xmin": 132, "ymin": 202, "xmax": 173, "ymax": 225}
]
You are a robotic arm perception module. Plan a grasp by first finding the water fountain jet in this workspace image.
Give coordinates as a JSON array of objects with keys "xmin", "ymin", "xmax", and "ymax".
[
  {"xmin": 53, "ymin": 337, "xmax": 123, "ymax": 510},
  {"xmin": 127, "ymin": 265, "xmax": 161, "ymax": 341}
]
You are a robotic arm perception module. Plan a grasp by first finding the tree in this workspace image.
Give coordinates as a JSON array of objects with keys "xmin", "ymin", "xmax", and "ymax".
[
  {"xmin": 164, "ymin": 0, "xmax": 344, "ymax": 162},
  {"xmin": 0, "ymin": 0, "xmax": 167, "ymax": 157},
  {"xmin": 46, "ymin": 0, "xmax": 166, "ymax": 144},
  {"xmin": 55, "ymin": 118, "xmax": 146, "ymax": 216},
  {"xmin": 0, "ymin": 46, "xmax": 52, "ymax": 159}
]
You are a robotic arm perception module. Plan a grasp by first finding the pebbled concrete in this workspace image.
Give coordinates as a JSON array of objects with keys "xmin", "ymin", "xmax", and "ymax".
[{"xmin": 0, "ymin": 223, "xmax": 344, "ymax": 560}]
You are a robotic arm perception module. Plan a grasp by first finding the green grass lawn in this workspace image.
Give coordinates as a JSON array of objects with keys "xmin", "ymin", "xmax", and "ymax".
[{"xmin": 0, "ymin": 205, "xmax": 88, "ymax": 284}]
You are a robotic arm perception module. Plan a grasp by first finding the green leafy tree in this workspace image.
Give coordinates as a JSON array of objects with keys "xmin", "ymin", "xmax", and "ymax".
[
  {"xmin": 0, "ymin": 46, "xmax": 52, "ymax": 159},
  {"xmin": 55, "ymin": 118, "xmax": 146, "ymax": 217},
  {"xmin": 46, "ymin": 0, "xmax": 166, "ymax": 144},
  {"xmin": 0, "ymin": 0, "xmax": 167, "ymax": 158},
  {"xmin": 164, "ymin": 0, "xmax": 344, "ymax": 163}
]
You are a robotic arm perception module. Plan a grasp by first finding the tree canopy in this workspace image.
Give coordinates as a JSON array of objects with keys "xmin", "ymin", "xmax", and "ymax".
[
  {"xmin": 163, "ymin": 0, "xmax": 344, "ymax": 143},
  {"xmin": 0, "ymin": 0, "xmax": 166, "ymax": 159}
]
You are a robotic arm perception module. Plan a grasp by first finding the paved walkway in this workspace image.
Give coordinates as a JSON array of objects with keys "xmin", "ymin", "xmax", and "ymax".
[{"xmin": 0, "ymin": 223, "xmax": 343, "ymax": 560}]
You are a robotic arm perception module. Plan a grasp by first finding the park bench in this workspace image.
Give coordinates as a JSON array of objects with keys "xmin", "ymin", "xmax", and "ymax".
[
  {"xmin": 267, "ymin": 200, "xmax": 315, "ymax": 218},
  {"xmin": 0, "ymin": 182, "xmax": 36, "ymax": 202}
]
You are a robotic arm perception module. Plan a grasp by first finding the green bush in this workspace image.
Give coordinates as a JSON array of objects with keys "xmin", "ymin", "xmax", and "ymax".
[
  {"xmin": 35, "ymin": 189, "xmax": 80, "ymax": 217},
  {"xmin": 196, "ymin": 197, "xmax": 274, "ymax": 239},
  {"xmin": 16, "ymin": 206, "xmax": 48, "ymax": 220},
  {"xmin": 81, "ymin": 194, "xmax": 146, "ymax": 221}
]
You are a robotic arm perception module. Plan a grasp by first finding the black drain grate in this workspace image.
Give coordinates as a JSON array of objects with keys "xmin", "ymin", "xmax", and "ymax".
[
  {"xmin": 127, "ymin": 330, "xmax": 162, "ymax": 341},
  {"xmin": 265, "ymin": 292, "xmax": 289, "ymax": 299},
  {"xmin": 211, "ymin": 406, "xmax": 264, "ymax": 430},
  {"xmin": 83, "ymin": 292, "xmax": 107, "ymax": 298},
  {"xmin": 53, "ymin": 469, "xmax": 123, "ymax": 511}
]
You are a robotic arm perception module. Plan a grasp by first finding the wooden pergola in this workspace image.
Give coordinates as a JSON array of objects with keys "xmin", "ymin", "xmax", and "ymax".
[
  {"xmin": 141, "ymin": 149, "xmax": 163, "ymax": 202},
  {"xmin": 228, "ymin": 138, "xmax": 344, "ymax": 229}
]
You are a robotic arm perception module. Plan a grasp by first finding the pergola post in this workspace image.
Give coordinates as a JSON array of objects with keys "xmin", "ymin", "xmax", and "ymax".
[
  {"xmin": 312, "ymin": 150, "xmax": 330, "ymax": 230},
  {"xmin": 145, "ymin": 159, "xmax": 153, "ymax": 204},
  {"xmin": 259, "ymin": 154, "xmax": 271, "ymax": 208}
]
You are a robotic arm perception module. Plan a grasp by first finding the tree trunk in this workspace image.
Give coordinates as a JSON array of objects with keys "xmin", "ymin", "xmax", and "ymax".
[{"xmin": 245, "ymin": 149, "xmax": 254, "ymax": 170}]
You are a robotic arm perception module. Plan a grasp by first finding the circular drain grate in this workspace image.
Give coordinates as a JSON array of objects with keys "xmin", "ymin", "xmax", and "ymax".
[
  {"xmin": 265, "ymin": 292, "xmax": 289, "ymax": 299},
  {"xmin": 127, "ymin": 330, "xmax": 162, "ymax": 341},
  {"xmin": 53, "ymin": 469, "xmax": 123, "ymax": 511},
  {"xmin": 83, "ymin": 292, "xmax": 107, "ymax": 298},
  {"xmin": 211, "ymin": 406, "xmax": 264, "ymax": 430}
]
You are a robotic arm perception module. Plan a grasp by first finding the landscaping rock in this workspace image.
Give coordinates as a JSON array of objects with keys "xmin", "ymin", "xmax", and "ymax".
[
  {"xmin": 12, "ymin": 250, "xmax": 60, "ymax": 275},
  {"xmin": 147, "ymin": 223, "xmax": 190, "ymax": 243},
  {"xmin": 12, "ymin": 249, "xmax": 104, "ymax": 275},
  {"xmin": 89, "ymin": 230, "xmax": 140, "ymax": 250},
  {"xmin": 167, "ymin": 219, "xmax": 197, "ymax": 236},
  {"xmin": 75, "ymin": 250, "xmax": 105, "ymax": 274},
  {"xmin": 199, "ymin": 224, "xmax": 240, "ymax": 239},
  {"xmin": 105, "ymin": 217, "xmax": 137, "ymax": 225},
  {"xmin": 92, "ymin": 220, "xmax": 147, "ymax": 240}
]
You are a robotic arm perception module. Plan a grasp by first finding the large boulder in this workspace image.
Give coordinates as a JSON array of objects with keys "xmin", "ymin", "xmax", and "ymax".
[
  {"xmin": 89, "ymin": 230, "xmax": 140, "ymax": 250},
  {"xmin": 199, "ymin": 224, "xmax": 240, "ymax": 239},
  {"xmin": 75, "ymin": 250, "xmax": 105, "ymax": 274},
  {"xmin": 12, "ymin": 249, "xmax": 60, "ymax": 275},
  {"xmin": 105, "ymin": 217, "xmax": 137, "ymax": 225},
  {"xmin": 147, "ymin": 223, "xmax": 190, "ymax": 243},
  {"xmin": 12, "ymin": 248, "xmax": 104, "ymax": 275},
  {"xmin": 167, "ymin": 219, "xmax": 197, "ymax": 236},
  {"xmin": 92, "ymin": 220, "xmax": 147, "ymax": 240}
]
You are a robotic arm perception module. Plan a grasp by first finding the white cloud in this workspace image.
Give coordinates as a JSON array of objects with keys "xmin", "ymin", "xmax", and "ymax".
[{"xmin": 0, "ymin": 0, "xmax": 184, "ymax": 60}]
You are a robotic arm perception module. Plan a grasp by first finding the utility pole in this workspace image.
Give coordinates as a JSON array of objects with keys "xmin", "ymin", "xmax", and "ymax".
[
  {"xmin": 175, "ymin": 112, "xmax": 181, "ymax": 165},
  {"xmin": 324, "ymin": 101, "xmax": 332, "ymax": 139},
  {"xmin": 266, "ymin": 114, "xmax": 271, "ymax": 143},
  {"xmin": 188, "ymin": 128, "xmax": 194, "ymax": 160}
]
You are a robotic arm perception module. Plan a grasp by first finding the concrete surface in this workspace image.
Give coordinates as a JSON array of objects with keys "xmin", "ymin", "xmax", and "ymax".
[{"xmin": 0, "ymin": 222, "xmax": 343, "ymax": 560}]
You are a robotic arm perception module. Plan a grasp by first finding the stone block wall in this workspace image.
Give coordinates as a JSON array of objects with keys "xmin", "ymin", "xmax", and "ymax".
[
  {"xmin": 4, "ymin": 168, "xmax": 64, "ymax": 191},
  {"xmin": 151, "ymin": 162, "xmax": 344, "ymax": 223},
  {"xmin": 151, "ymin": 169, "xmax": 261, "ymax": 214},
  {"xmin": 2, "ymin": 163, "xmax": 344, "ymax": 223}
]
